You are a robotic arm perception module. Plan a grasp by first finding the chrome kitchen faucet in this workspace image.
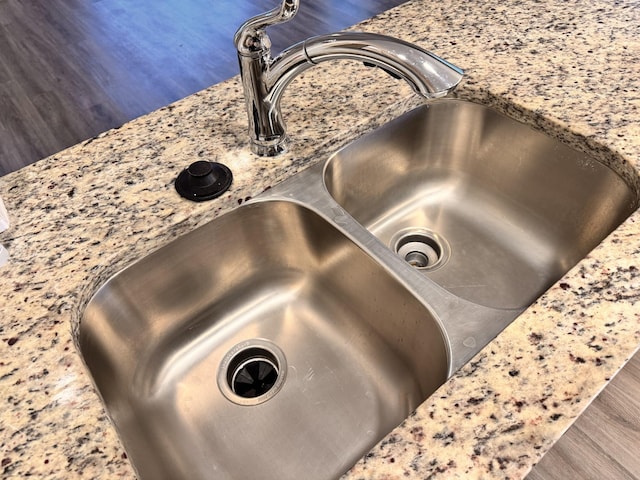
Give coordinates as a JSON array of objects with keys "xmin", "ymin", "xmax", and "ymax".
[{"xmin": 234, "ymin": 0, "xmax": 464, "ymax": 156}]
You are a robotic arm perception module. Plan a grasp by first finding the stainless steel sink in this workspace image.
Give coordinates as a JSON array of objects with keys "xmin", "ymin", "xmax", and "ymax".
[
  {"xmin": 324, "ymin": 100, "xmax": 638, "ymax": 309},
  {"xmin": 79, "ymin": 99, "xmax": 638, "ymax": 480},
  {"xmin": 80, "ymin": 200, "xmax": 448, "ymax": 480}
]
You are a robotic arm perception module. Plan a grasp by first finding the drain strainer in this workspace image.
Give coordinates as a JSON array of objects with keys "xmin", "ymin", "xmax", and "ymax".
[
  {"xmin": 390, "ymin": 228, "xmax": 449, "ymax": 271},
  {"xmin": 217, "ymin": 339, "xmax": 287, "ymax": 406}
]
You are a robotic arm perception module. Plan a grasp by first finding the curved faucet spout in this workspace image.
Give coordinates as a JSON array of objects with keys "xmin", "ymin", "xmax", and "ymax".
[
  {"xmin": 235, "ymin": 4, "xmax": 464, "ymax": 156},
  {"xmin": 267, "ymin": 32, "xmax": 463, "ymax": 117}
]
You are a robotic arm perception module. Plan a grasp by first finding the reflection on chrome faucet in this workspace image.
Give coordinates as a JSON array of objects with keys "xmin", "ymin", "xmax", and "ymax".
[{"xmin": 234, "ymin": 0, "xmax": 464, "ymax": 156}]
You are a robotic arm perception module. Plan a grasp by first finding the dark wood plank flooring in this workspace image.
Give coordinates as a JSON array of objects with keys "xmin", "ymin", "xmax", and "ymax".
[
  {"xmin": 527, "ymin": 350, "xmax": 640, "ymax": 480},
  {"xmin": 0, "ymin": 0, "xmax": 407, "ymax": 176}
]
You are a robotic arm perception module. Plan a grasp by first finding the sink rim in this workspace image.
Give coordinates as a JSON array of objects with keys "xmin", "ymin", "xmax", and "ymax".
[{"xmin": 75, "ymin": 98, "xmax": 639, "ymax": 480}]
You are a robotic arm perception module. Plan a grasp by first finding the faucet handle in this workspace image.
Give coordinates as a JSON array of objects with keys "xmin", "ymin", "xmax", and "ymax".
[{"xmin": 234, "ymin": 0, "xmax": 299, "ymax": 55}]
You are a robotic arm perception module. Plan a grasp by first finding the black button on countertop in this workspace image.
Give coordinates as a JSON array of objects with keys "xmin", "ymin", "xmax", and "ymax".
[{"xmin": 175, "ymin": 160, "xmax": 233, "ymax": 202}]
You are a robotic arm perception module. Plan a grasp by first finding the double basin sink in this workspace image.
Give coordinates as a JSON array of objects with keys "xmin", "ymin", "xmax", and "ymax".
[{"xmin": 79, "ymin": 100, "xmax": 638, "ymax": 479}]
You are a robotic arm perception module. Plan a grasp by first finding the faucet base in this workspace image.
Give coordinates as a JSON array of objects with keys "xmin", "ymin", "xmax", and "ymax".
[{"xmin": 251, "ymin": 136, "xmax": 289, "ymax": 156}]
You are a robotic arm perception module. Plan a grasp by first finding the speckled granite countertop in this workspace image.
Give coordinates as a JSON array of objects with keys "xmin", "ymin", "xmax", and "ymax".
[{"xmin": 1, "ymin": 0, "xmax": 639, "ymax": 478}]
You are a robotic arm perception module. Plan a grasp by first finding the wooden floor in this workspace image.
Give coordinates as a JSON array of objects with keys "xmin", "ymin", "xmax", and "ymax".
[
  {"xmin": 0, "ymin": 0, "xmax": 407, "ymax": 176},
  {"xmin": 527, "ymin": 350, "xmax": 640, "ymax": 480},
  {"xmin": 2, "ymin": 1, "xmax": 640, "ymax": 479}
]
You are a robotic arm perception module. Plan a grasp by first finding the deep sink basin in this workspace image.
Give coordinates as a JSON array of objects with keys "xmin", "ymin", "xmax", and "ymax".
[
  {"xmin": 324, "ymin": 100, "xmax": 637, "ymax": 309},
  {"xmin": 81, "ymin": 200, "xmax": 448, "ymax": 480},
  {"xmin": 80, "ymin": 99, "xmax": 638, "ymax": 480}
]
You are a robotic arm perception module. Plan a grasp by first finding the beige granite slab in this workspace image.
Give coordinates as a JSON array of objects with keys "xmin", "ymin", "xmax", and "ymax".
[{"xmin": 1, "ymin": 0, "xmax": 639, "ymax": 478}]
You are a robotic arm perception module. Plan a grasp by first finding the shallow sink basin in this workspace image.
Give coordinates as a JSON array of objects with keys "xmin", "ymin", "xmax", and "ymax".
[
  {"xmin": 80, "ymin": 200, "xmax": 448, "ymax": 480},
  {"xmin": 324, "ymin": 100, "xmax": 638, "ymax": 309}
]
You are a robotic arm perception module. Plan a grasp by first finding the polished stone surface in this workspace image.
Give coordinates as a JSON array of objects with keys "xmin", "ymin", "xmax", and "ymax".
[{"xmin": 1, "ymin": 0, "xmax": 639, "ymax": 478}]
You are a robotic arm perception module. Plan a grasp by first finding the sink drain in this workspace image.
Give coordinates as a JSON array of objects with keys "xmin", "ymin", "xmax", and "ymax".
[
  {"xmin": 218, "ymin": 339, "xmax": 287, "ymax": 406},
  {"xmin": 230, "ymin": 352, "xmax": 278, "ymax": 398},
  {"xmin": 391, "ymin": 228, "xmax": 449, "ymax": 271}
]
